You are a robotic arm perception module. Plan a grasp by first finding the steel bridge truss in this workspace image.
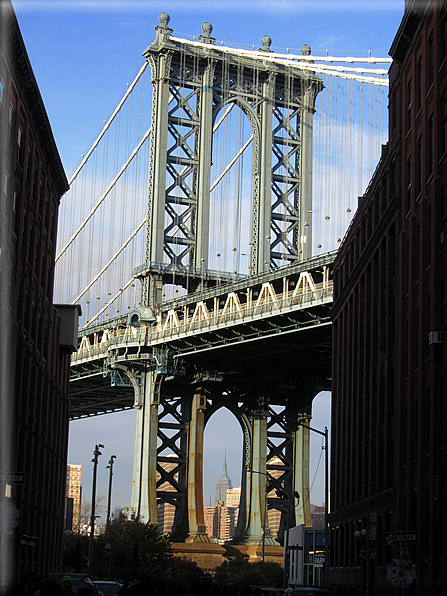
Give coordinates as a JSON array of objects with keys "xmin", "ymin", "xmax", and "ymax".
[
  {"xmin": 69, "ymin": 253, "xmax": 333, "ymax": 545},
  {"xmin": 141, "ymin": 14, "xmax": 323, "ymax": 305}
]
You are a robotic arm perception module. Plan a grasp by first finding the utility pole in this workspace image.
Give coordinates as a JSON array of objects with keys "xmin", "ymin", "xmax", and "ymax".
[
  {"xmin": 106, "ymin": 455, "xmax": 117, "ymax": 525},
  {"xmin": 88, "ymin": 443, "xmax": 104, "ymax": 568}
]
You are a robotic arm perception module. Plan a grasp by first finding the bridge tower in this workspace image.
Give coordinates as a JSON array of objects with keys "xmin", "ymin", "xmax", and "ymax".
[{"xmin": 127, "ymin": 13, "xmax": 326, "ymax": 557}]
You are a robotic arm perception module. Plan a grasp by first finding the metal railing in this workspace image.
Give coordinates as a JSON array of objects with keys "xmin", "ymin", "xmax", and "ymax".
[{"xmin": 71, "ymin": 279, "xmax": 333, "ymax": 364}]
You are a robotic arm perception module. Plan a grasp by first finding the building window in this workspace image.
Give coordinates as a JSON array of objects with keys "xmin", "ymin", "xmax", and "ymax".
[
  {"xmin": 34, "ymin": 237, "xmax": 39, "ymax": 279},
  {"xmin": 407, "ymin": 155, "xmax": 412, "ymax": 213},
  {"xmin": 428, "ymin": 33, "xmax": 434, "ymax": 90},
  {"xmin": 3, "ymin": 169, "xmax": 10, "ymax": 219},
  {"xmin": 38, "ymin": 178, "xmax": 44, "ymax": 217},
  {"xmin": 381, "ymin": 176, "xmax": 387, "ymax": 213},
  {"xmin": 17, "ymin": 127, "xmax": 25, "ymax": 170},
  {"xmin": 417, "ymin": 57, "xmax": 423, "ymax": 112},
  {"xmin": 21, "ymin": 209, "xmax": 27, "ymax": 254},
  {"xmin": 25, "ymin": 147, "xmax": 31, "ymax": 186},
  {"xmin": 390, "ymin": 86, "xmax": 397, "ymax": 135},
  {"xmin": 44, "ymin": 195, "xmax": 49, "ymax": 233},
  {"xmin": 390, "ymin": 156, "xmax": 397, "ymax": 198},
  {"xmin": 50, "ymin": 209, "xmax": 55, "ymax": 244},
  {"xmin": 8, "ymin": 102, "xmax": 15, "ymax": 146},
  {"xmin": 441, "ymin": 90, "xmax": 447, "ymax": 156},
  {"xmin": 31, "ymin": 165, "xmax": 37, "ymax": 205},
  {"xmin": 8, "ymin": 261, "xmax": 14, "ymax": 307},
  {"xmin": 441, "ymin": 16, "xmax": 447, "ymax": 62},
  {"xmin": 428, "ymin": 115, "xmax": 434, "ymax": 177},
  {"xmin": 12, "ymin": 189, "xmax": 19, "ymax": 236},
  {"xmin": 417, "ymin": 135, "xmax": 422, "ymax": 197},
  {"xmin": 407, "ymin": 80, "xmax": 412, "ymax": 133}
]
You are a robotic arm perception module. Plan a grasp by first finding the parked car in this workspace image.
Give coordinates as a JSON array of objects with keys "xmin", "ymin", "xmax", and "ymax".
[
  {"xmin": 251, "ymin": 586, "xmax": 284, "ymax": 596},
  {"xmin": 285, "ymin": 589, "xmax": 329, "ymax": 596},
  {"xmin": 44, "ymin": 574, "xmax": 99, "ymax": 596},
  {"xmin": 94, "ymin": 581, "xmax": 122, "ymax": 596}
]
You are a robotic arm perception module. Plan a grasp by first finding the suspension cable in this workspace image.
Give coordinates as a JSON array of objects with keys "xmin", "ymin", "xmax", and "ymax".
[
  {"xmin": 72, "ymin": 218, "xmax": 145, "ymax": 304},
  {"xmin": 56, "ymin": 126, "xmax": 151, "ymax": 262},
  {"xmin": 82, "ymin": 277, "xmax": 134, "ymax": 329},
  {"xmin": 68, "ymin": 61, "xmax": 149, "ymax": 186}
]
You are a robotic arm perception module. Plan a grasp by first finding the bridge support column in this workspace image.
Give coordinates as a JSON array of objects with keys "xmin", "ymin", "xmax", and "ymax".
[
  {"xmin": 195, "ymin": 60, "xmax": 215, "ymax": 270},
  {"xmin": 185, "ymin": 388, "xmax": 209, "ymax": 542},
  {"xmin": 300, "ymin": 81, "xmax": 316, "ymax": 261},
  {"xmin": 130, "ymin": 372, "xmax": 158, "ymax": 523},
  {"xmin": 244, "ymin": 412, "xmax": 275, "ymax": 545},
  {"xmin": 294, "ymin": 415, "xmax": 312, "ymax": 526},
  {"xmin": 142, "ymin": 47, "xmax": 172, "ymax": 306},
  {"xmin": 256, "ymin": 76, "xmax": 274, "ymax": 274}
]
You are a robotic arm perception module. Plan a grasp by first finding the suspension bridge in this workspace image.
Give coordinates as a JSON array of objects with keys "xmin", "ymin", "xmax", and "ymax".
[{"xmin": 55, "ymin": 13, "xmax": 390, "ymax": 566}]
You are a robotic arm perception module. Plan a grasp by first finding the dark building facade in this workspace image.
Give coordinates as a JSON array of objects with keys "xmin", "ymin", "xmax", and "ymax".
[
  {"xmin": 0, "ymin": 0, "xmax": 76, "ymax": 584},
  {"xmin": 330, "ymin": 1, "xmax": 447, "ymax": 594}
]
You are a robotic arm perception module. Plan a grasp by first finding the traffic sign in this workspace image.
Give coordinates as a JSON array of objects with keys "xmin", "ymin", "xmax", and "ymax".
[
  {"xmin": 382, "ymin": 531, "xmax": 419, "ymax": 545},
  {"xmin": 387, "ymin": 556, "xmax": 416, "ymax": 588},
  {"xmin": 0, "ymin": 472, "xmax": 26, "ymax": 485}
]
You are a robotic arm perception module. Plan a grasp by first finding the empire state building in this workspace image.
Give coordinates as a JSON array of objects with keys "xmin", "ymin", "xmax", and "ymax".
[{"xmin": 214, "ymin": 453, "xmax": 232, "ymax": 503}]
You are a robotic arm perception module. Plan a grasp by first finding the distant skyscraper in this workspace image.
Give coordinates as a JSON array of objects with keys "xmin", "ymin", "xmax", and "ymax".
[
  {"xmin": 214, "ymin": 452, "xmax": 232, "ymax": 503},
  {"xmin": 66, "ymin": 464, "xmax": 82, "ymax": 532},
  {"xmin": 226, "ymin": 487, "xmax": 241, "ymax": 508},
  {"xmin": 204, "ymin": 500, "xmax": 238, "ymax": 542}
]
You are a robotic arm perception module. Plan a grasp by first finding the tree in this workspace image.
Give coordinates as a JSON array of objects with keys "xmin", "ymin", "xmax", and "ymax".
[
  {"xmin": 214, "ymin": 560, "xmax": 283, "ymax": 588},
  {"xmin": 92, "ymin": 517, "xmax": 173, "ymax": 580},
  {"xmin": 78, "ymin": 495, "xmax": 106, "ymax": 533}
]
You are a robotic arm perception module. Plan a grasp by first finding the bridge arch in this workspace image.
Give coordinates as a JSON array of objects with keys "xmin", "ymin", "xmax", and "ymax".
[{"xmin": 209, "ymin": 98, "xmax": 258, "ymax": 276}]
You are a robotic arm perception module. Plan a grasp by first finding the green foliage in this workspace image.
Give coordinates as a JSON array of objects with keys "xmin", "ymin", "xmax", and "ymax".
[
  {"xmin": 214, "ymin": 560, "xmax": 283, "ymax": 588},
  {"xmin": 62, "ymin": 518, "xmax": 173, "ymax": 580},
  {"xmin": 61, "ymin": 518, "xmax": 207, "ymax": 590},
  {"xmin": 152, "ymin": 556, "xmax": 204, "ymax": 592},
  {"xmin": 94, "ymin": 517, "xmax": 172, "ymax": 580}
]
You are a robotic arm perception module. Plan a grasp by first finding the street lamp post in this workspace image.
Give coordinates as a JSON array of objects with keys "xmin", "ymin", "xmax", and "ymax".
[
  {"xmin": 280, "ymin": 485, "xmax": 300, "ymax": 589},
  {"xmin": 106, "ymin": 455, "xmax": 117, "ymax": 525},
  {"xmin": 249, "ymin": 414, "xmax": 330, "ymax": 589},
  {"xmin": 246, "ymin": 466, "xmax": 299, "ymax": 582},
  {"xmin": 88, "ymin": 443, "xmax": 104, "ymax": 568},
  {"xmin": 294, "ymin": 420, "xmax": 329, "ymax": 591}
]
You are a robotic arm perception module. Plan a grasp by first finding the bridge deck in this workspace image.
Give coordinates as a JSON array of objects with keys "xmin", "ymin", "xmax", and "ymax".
[{"xmin": 69, "ymin": 253, "xmax": 335, "ymax": 419}]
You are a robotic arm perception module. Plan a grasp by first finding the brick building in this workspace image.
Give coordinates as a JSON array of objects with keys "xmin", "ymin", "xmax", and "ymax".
[
  {"xmin": 330, "ymin": 1, "xmax": 447, "ymax": 594},
  {"xmin": 0, "ymin": 0, "xmax": 77, "ymax": 583},
  {"xmin": 204, "ymin": 500, "xmax": 238, "ymax": 543},
  {"xmin": 66, "ymin": 464, "xmax": 82, "ymax": 532}
]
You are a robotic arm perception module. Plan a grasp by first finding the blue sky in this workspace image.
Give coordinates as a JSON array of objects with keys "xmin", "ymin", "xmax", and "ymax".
[{"xmin": 13, "ymin": 0, "xmax": 404, "ymax": 514}]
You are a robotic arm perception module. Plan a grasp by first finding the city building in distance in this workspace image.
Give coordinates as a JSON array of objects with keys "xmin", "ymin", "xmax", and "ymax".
[
  {"xmin": 214, "ymin": 453, "xmax": 232, "ymax": 503},
  {"xmin": 65, "ymin": 465, "xmax": 82, "ymax": 532},
  {"xmin": 226, "ymin": 487, "xmax": 241, "ymax": 508},
  {"xmin": 204, "ymin": 461, "xmax": 239, "ymax": 543}
]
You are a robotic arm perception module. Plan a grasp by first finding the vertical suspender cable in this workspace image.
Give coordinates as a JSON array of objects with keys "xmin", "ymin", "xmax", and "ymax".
[{"xmin": 68, "ymin": 61, "xmax": 148, "ymax": 186}]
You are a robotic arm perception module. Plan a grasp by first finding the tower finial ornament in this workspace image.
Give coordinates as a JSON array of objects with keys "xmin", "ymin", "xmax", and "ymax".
[
  {"xmin": 259, "ymin": 35, "xmax": 272, "ymax": 52},
  {"xmin": 198, "ymin": 22, "xmax": 215, "ymax": 44},
  {"xmin": 301, "ymin": 44, "xmax": 312, "ymax": 56},
  {"xmin": 154, "ymin": 12, "xmax": 173, "ymax": 46},
  {"xmin": 158, "ymin": 12, "xmax": 170, "ymax": 28}
]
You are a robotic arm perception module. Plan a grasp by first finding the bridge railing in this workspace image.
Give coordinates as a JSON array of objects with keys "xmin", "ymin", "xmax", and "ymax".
[{"xmin": 71, "ymin": 279, "xmax": 333, "ymax": 364}]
